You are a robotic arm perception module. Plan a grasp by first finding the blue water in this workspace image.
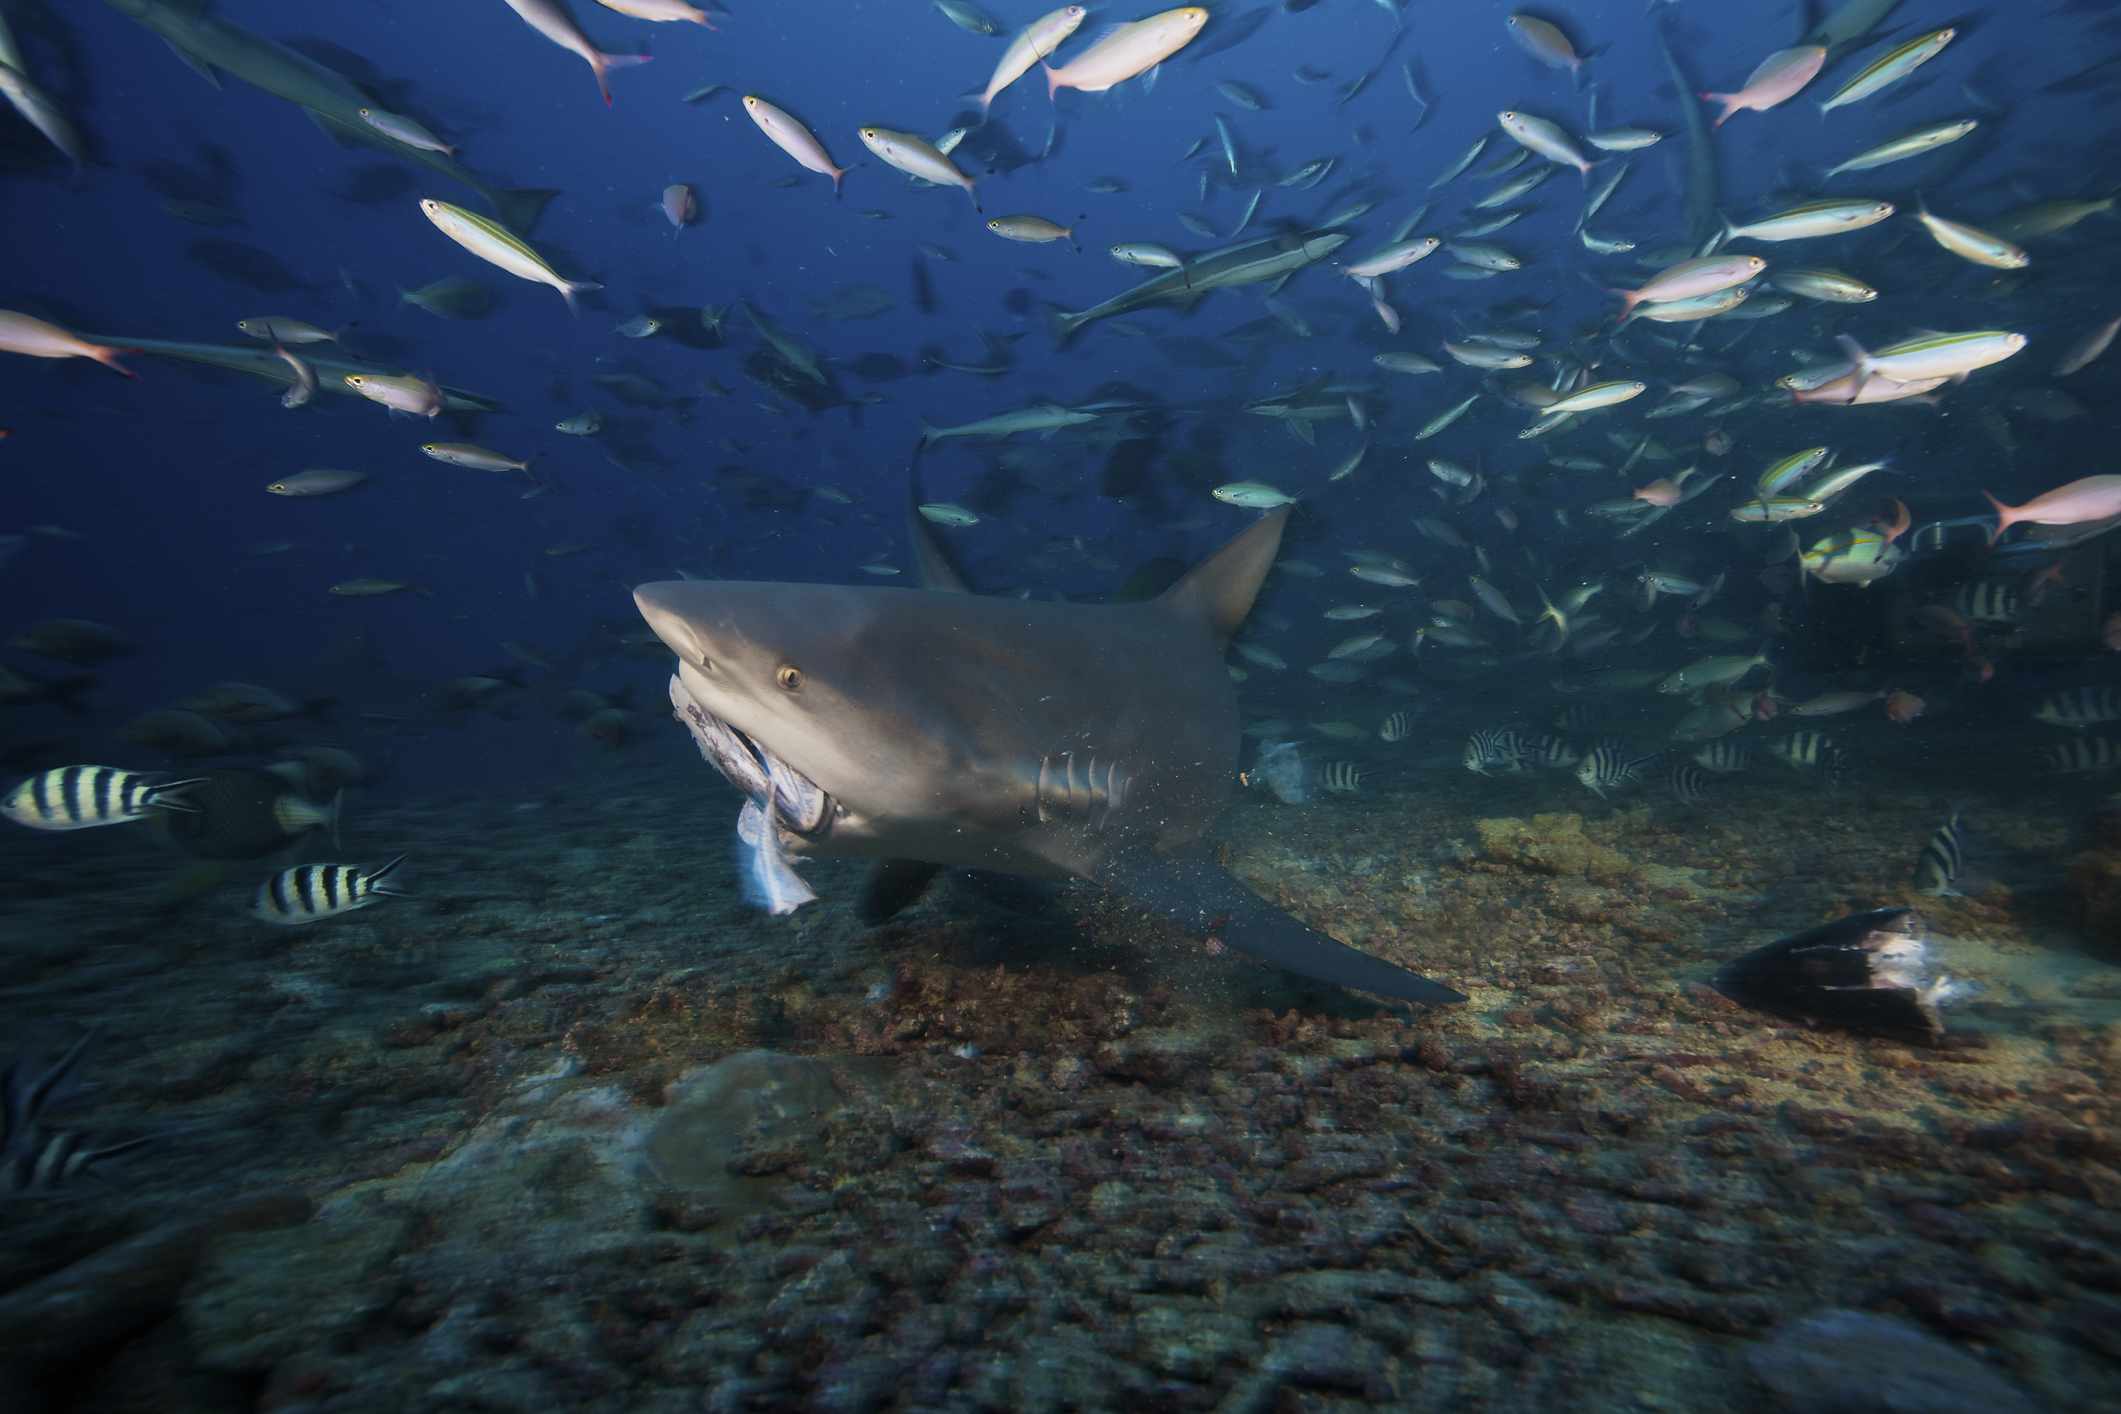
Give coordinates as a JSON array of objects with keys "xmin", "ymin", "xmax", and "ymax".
[{"xmin": 3, "ymin": 0, "xmax": 2119, "ymax": 1406}]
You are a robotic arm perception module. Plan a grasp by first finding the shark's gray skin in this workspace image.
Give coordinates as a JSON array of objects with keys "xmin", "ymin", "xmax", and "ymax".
[{"xmin": 633, "ymin": 509, "xmax": 1465, "ymax": 1008}]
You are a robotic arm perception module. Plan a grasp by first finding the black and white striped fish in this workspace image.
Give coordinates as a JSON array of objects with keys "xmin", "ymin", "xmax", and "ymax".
[
  {"xmin": 1319, "ymin": 761, "xmax": 1364, "ymax": 793},
  {"xmin": 253, "ymin": 856, "xmax": 408, "ymax": 925},
  {"xmin": 1379, "ymin": 710, "xmax": 1414, "ymax": 743},
  {"xmin": 2035, "ymin": 686, "xmax": 2121, "ymax": 731},
  {"xmin": 1767, "ymin": 730, "xmax": 1844, "ymax": 779},
  {"xmin": 2040, "ymin": 735, "xmax": 2120, "ymax": 775},
  {"xmin": 2, "ymin": 766, "xmax": 205, "ymax": 831},
  {"xmin": 2, "ymin": 1033, "xmax": 150, "ymax": 1197},
  {"xmin": 1463, "ymin": 727, "xmax": 1529, "ymax": 774},
  {"xmin": 1669, "ymin": 762, "xmax": 1712, "ymax": 806},
  {"xmin": 1950, "ymin": 580, "xmax": 2019, "ymax": 625},
  {"xmin": 1691, "ymin": 740, "xmax": 1752, "ymax": 774},
  {"xmin": 1518, "ymin": 734, "xmax": 1580, "ymax": 771},
  {"xmin": 1575, "ymin": 743, "xmax": 1660, "ymax": 798},
  {"xmin": 1913, "ymin": 811, "xmax": 1965, "ymax": 896}
]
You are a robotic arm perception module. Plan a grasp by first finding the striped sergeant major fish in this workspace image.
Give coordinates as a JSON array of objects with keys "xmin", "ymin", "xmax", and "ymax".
[
  {"xmin": 1518, "ymin": 734, "xmax": 1581, "ymax": 771},
  {"xmin": 1575, "ymin": 743, "xmax": 1661, "ymax": 798},
  {"xmin": 3, "ymin": 1033, "xmax": 151, "ymax": 1197},
  {"xmin": 2040, "ymin": 736, "xmax": 2120, "ymax": 775},
  {"xmin": 1464, "ymin": 726, "xmax": 1530, "ymax": 774},
  {"xmin": 1950, "ymin": 580, "xmax": 2019, "ymax": 625},
  {"xmin": 2034, "ymin": 686, "xmax": 2121, "ymax": 731},
  {"xmin": 1690, "ymin": 740, "xmax": 1752, "ymax": 774},
  {"xmin": 1913, "ymin": 811, "xmax": 1965, "ymax": 896},
  {"xmin": 1767, "ymin": 730, "xmax": 1845, "ymax": 782},
  {"xmin": 2, "ymin": 765, "xmax": 205, "ymax": 831},
  {"xmin": 1319, "ymin": 761, "xmax": 1364, "ymax": 793},
  {"xmin": 1379, "ymin": 710, "xmax": 1414, "ymax": 743},
  {"xmin": 253, "ymin": 856, "xmax": 408, "ymax": 925},
  {"xmin": 1668, "ymin": 761, "xmax": 1712, "ymax": 805}
]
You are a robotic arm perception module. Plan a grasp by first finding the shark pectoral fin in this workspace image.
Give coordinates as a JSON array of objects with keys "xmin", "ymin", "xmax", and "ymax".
[
  {"xmin": 166, "ymin": 40, "xmax": 222, "ymax": 89},
  {"xmin": 858, "ymin": 858, "xmax": 945, "ymax": 925},
  {"xmin": 305, "ymin": 108, "xmax": 360, "ymax": 148},
  {"xmin": 1101, "ymin": 848, "xmax": 1466, "ymax": 1007}
]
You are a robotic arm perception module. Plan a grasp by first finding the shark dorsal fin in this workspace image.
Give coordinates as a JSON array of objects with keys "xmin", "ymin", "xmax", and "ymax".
[
  {"xmin": 1157, "ymin": 507, "xmax": 1290, "ymax": 644},
  {"xmin": 910, "ymin": 505, "xmax": 971, "ymax": 593}
]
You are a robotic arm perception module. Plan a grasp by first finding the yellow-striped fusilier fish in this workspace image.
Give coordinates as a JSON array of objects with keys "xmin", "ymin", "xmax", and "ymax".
[{"xmin": 418, "ymin": 198, "xmax": 601, "ymax": 312}]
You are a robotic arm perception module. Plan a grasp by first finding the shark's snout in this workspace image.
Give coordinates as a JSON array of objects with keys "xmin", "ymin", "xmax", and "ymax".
[{"xmin": 633, "ymin": 583, "xmax": 706, "ymax": 665}]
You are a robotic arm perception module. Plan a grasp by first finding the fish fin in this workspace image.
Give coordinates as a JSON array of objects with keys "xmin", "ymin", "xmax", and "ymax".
[
  {"xmin": 857, "ymin": 859, "xmax": 944, "ymax": 924},
  {"xmin": 492, "ymin": 187, "xmax": 558, "ymax": 235},
  {"xmin": 1043, "ymin": 62, "xmax": 1064, "ymax": 100},
  {"xmin": 561, "ymin": 280, "xmax": 602, "ymax": 316},
  {"xmin": 1832, "ymin": 334, "xmax": 1882, "ymax": 405},
  {"xmin": 592, "ymin": 52, "xmax": 653, "ymax": 108},
  {"xmin": 1157, "ymin": 505, "xmax": 1290, "ymax": 646},
  {"xmin": 1045, "ymin": 302, "xmax": 1084, "ymax": 346},
  {"xmin": 165, "ymin": 40, "xmax": 222, "ymax": 89},
  {"xmin": 304, "ymin": 107, "xmax": 360, "ymax": 147},
  {"xmin": 366, "ymin": 853, "xmax": 408, "ymax": 888},
  {"xmin": 1099, "ymin": 846, "xmax": 1465, "ymax": 1007},
  {"xmin": 1980, "ymin": 490, "xmax": 2013, "ymax": 544}
]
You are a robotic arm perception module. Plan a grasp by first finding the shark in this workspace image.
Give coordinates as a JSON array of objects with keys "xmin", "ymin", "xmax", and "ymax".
[
  {"xmin": 632, "ymin": 508, "xmax": 1466, "ymax": 1008},
  {"xmin": 101, "ymin": 0, "xmax": 553, "ymax": 234}
]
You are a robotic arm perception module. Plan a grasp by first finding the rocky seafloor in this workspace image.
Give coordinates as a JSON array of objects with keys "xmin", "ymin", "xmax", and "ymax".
[{"xmin": 1, "ymin": 735, "xmax": 2117, "ymax": 1413}]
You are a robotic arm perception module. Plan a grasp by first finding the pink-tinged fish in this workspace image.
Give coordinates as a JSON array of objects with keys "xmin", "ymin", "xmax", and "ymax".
[
  {"xmin": 1633, "ymin": 479, "xmax": 1682, "ymax": 508},
  {"xmin": 1612, "ymin": 255, "xmax": 1764, "ymax": 319},
  {"xmin": 0, "ymin": 310, "xmax": 134, "ymax": 377},
  {"xmin": 661, "ymin": 183, "xmax": 699, "ymax": 230},
  {"xmin": 1504, "ymin": 13, "xmax": 1594, "ymax": 79},
  {"xmin": 979, "ymin": 6, "xmax": 1088, "ymax": 113},
  {"xmin": 1700, "ymin": 45, "xmax": 1826, "ymax": 127},
  {"xmin": 1983, "ymin": 476, "xmax": 2121, "ymax": 544},
  {"xmin": 343, "ymin": 372, "xmax": 442, "ymax": 418},
  {"xmin": 500, "ymin": 0, "xmax": 651, "ymax": 106},
  {"xmin": 1497, "ymin": 109, "xmax": 1593, "ymax": 180},
  {"xmin": 1043, "ymin": 7, "xmax": 1209, "ymax": 97},
  {"xmin": 594, "ymin": 0, "xmax": 718, "ymax": 25},
  {"xmin": 742, "ymin": 96, "xmax": 847, "ymax": 191},
  {"xmin": 858, "ymin": 127, "xmax": 979, "ymax": 209}
]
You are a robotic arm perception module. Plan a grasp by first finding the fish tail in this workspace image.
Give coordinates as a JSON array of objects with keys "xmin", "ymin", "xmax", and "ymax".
[
  {"xmin": 92, "ymin": 344, "xmax": 137, "ymax": 378},
  {"xmin": 1981, "ymin": 490, "xmax": 2014, "ymax": 545},
  {"xmin": 830, "ymin": 166, "xmax": 846, "ymax": 195},
  {"xmin": 1046, "ymin": 302, "xmax": 1082, "ymax": 346},
  {"xmin": 1699, "ymin": 92, "xmax": 1731, "ymax": 126},
  {"xmin": 561, "ymin": 279, "xmax": 602, "ymax": 316},
  {"xmin": 1043, "ymin": 63, "xmax": 1063, "ymax": 101},
  {"xmin": 366, "ymin": 853, "xmax": 409, "ymax": 896},
  {"xmin": 593, "ymin": 51, "xmax": 652, "ymax": 107}
]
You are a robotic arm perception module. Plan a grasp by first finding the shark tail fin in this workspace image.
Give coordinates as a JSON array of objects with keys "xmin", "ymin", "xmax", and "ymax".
[{"xmin": 1156, "ymin": 506, "xmax": 1290, "ymax": 646}]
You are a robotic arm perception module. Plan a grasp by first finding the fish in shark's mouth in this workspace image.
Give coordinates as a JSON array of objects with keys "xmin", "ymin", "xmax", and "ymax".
[{"xmin": 669, "ymin": 673, "xmax": 831, "ymax": 913}]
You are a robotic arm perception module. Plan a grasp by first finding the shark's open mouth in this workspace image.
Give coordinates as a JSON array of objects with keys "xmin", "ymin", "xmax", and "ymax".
[{"xmin": 667, "ymin": 674, "xmax": 832, "ymax": 838}]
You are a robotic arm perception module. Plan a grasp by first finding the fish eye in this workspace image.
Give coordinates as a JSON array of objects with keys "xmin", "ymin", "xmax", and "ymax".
[{"xmin": 776, "ymin": 665, "xmax": 803, "ymax": 692}]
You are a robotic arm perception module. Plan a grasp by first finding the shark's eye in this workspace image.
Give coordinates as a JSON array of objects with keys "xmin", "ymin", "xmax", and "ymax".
[{"xmin": 776, "ymin": 665, "xmax": 803, "ymax": 692}]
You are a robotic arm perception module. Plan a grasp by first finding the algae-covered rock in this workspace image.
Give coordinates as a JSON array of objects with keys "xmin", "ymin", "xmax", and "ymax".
[
  {"xmin": 184, "ymin": 1208, "xmax": 408, "ymax": 1374},
  {"xmin": 644, "ymin": 1051, "xmax": 873, "ymax": 1226},
  {"xmin": 1474, "ymin": 813, "xmax": 1634, "ymax": 883}
]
